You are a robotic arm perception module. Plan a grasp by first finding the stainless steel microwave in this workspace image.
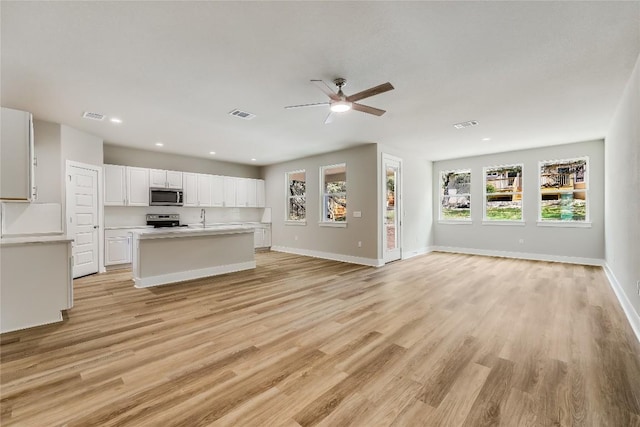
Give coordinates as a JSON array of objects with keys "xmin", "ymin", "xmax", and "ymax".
[{"xmin": 149, "ymin": 188, "xmax": 183, "ymax": 206}]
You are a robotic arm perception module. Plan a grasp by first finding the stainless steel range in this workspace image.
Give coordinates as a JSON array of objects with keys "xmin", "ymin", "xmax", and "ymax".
[{"xmin": 146, "ymin": 214, "xmax": 186, "ymax": 228}]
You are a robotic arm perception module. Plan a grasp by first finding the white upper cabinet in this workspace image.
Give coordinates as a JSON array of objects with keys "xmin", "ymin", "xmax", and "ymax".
[
  {"xmin": 126, "ymin": 167, "xmax": 150, "ymax": 206},
  {"xmin": 183, "ymin": 172, "xmax": 198, "ymax": 207},
  {"xmin": 256, "ymin": 179, "xmax": 265, "ymax": 208},
  {"xmin": 211, "ymin": 175, "xmax": 224, "ymax": 207},
  {"xmin": 223, "ymin": 176, "xmax": 237, "ymax": 207},
  {"xmin": 150, "ymin": 169, "xmax": 183, "ymax": 189},
  {"xmin": 104, "ymin": 164, "xmax": 126, "ymax": 205},
  {"xmin": 1, "ymin": 107, "xmax": 35, "ymax": 201},
  {"xmin": 236, "ymin": 178, "xmax": 248, "ymax": 207},
  {"xmin": 246, "ymin": 178, "xmax": 257, "ymax": 208},
  {"xmin": 197, "ymin": 174, "xmax": 212, "ymax": 207}
]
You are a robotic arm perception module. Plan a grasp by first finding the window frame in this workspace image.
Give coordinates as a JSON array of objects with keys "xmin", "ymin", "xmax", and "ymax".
[
  {"xmin": 482, "ymin": 164, "xmax": 524, "ymax": 225},
  {"xmin": 439, "ymin": 169, "xmax": 472, "ymax": 223},
  {"xmin": 285, "ymin": 169, "xmax": 307, "ymax": 225},
  {"xmin": 537, "ymin": 156, "xmax": 590, "ymax": 227},
  {"xmin": 319, "ymin": 163, "xmax": 347, "ymax": 227}
]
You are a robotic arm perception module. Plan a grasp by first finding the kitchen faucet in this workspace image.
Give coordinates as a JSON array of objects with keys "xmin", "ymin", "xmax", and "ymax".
[{"xmin": 200, "ymin": 208, "xmax": 206, "ymax": 228}]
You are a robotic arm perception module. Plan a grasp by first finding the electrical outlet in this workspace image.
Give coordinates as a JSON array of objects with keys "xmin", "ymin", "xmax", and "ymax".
[{"xmin": 357, "ymin": 241, "xmax": 362, "ymax": 248}]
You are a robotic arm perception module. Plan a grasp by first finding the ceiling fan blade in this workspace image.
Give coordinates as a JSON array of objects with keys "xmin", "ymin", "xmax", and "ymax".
[
  {"xmin": 352, "ymin": 103, "xmax": 386, "ymax": 116},
  {"xmin": 346, "ymin": 82, "xmax": 394, "ymax": 103},
  {"xmin": 324, "ymin": 112, "xmax": 335, "ymax": 124},
  {"xmin": 284, "ymin": 102, "xmax": 330, "ymax": 109},
  {"xmin": 311, "ymin": 80, "xmax": 340, "ymax": 101}
]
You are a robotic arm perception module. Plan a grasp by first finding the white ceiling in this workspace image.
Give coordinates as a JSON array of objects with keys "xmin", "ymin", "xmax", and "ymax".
[{"xmin": 2, "ymin": 1, "xmax": 639, "ymax": 165}]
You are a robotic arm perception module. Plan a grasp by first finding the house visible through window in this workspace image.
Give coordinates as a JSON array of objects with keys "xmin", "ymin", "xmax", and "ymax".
[
  {"xmin": 321, "ymin": 164, "xmax": 347, "ymax": 222},
  {"xmin": 440, "ymin": 170, "xmax": 471, "ymax": 220},
  {"xmin": 539, "ymin": 157, "xmax": 588, "ymax": 222},
  {"xmin": 484, "ymin": 164, "xmax": 523, "ymax": 221},
  {"xmin": 286, "ymin": 170, "xmax": 306, "ymax": 221}
]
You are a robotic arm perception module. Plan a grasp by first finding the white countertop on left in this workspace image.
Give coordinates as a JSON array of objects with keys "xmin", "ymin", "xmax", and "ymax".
[{"xmin": 0, "ymin": 235, "xmax": 73, "ymax": 246}]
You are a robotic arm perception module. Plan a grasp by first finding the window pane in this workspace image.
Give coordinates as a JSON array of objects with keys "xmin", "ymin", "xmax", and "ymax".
[
  {"xmin": 288, "ymin": 197, "xmax": 306, "ymax": 220},
  {"xmin": 486, "ymin": 198, "xmax": 522, "ymax": 220},
  {"xmin": 289, "ymin": 179, "xmax": 305, "ymax": 196},
  {"xmin": 540, "ymin": 192, "xmax": 587, "ymax": 221},
  {"xmin": 324, "ymin": 195, "xmax": 346, "ymax": 221},
  {"xmin": 441, "ymin": 195, "xmax": 471, "ymax": 219},
  {"xmin": 486, "ymin": 165, "xmax": 522, "ymax": 193}
]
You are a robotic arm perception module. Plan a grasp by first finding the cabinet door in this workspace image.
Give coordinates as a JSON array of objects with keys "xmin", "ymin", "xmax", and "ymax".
[
  {"xmin": 126, "ymin": 167, "xmax": 150, "ymax": 206},
  {"xmin": 263, "ymin": 227, "xmax": 271, "ymax": 247},
  {"xmin": 256, "ymin": 179, "xmax": 265, "ymax": 208},
  {"xmin": 104, "ymin": 164, "xmax": 126, "ymax": 206},
  {"xmin": 105, "ymin": 237, "xmax": 131, "ymax": 265},
  {"xmin": 223, "ymin": 177, "xmax": 237, "ymax": 207},
  {"xmin": 246, "ymin": 179, "xmax": 257, "ymax": 208},
  {"xmin": 236, "ymin": 178, "xmax": 248, "ymax": 207},
  {"xmin": 149, "ymin": 169, "xmax": 167, "ymax": 188},
  {"xmin": 166, "ymin": 170, "xmax": 183, "ymax": 189},
  {"xmin": 211, "ymin": 175, "xmax": 224, "ymax": 207},
  {"xmin": 197, "ymin": 174, "xmax": 212, "ymax": 207},
  {"xmin": 183, "ymin": 173, "xmax": 199, "ymax": 207},
  {"xmin": 253, "ymin": 229, "xmax": 263, "ymax": 248},
  {"xmin": 1, "ymin": 108, "xmax": 33, "ymax": 201}
]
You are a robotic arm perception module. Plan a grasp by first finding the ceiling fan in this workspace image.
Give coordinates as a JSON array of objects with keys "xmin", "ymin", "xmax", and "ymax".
[{"xmin": 285, "ymin": 78, "xmax": 394, "ymax": 124}]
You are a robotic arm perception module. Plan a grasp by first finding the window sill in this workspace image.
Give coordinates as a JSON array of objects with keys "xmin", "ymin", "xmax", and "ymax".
[
  {"xmin": 438, "ymin": 220, "xmax": 472, "ymax": 225},
  {"xmin": 319, "ymin": 222, "xmax": 347, "ymax": 228},
  {"xmin": 482, "ymin": 220, "xmax": 525, "ymax": 226},
  {"xmin": 537, "ymin": 221, "xmax": 592, "ymax": 228},
  {"xmin": 285, "ymin": 220, "xmax": 307, "ymax": 226}
]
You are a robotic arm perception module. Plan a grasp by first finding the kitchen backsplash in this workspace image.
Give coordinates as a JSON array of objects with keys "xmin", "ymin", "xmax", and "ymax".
[{"xmin": 105, "ymin": 206, "xmax": 266, "ymax": 227}]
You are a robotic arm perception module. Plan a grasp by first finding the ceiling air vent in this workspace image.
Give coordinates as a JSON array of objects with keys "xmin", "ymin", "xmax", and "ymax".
[
  {"xmin": 453, "ymin": 120, "xmax": 479, "ymax": 129},
  {"xmin": 229, "ymin": 109, "xmax": 256, "ymax": 120},
  {"xmin": 82, "ymin": 111, "xmax": 105, "ymax": 121}
]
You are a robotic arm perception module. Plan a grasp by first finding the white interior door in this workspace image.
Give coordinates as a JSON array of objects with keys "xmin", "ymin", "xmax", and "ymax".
[
  {"xmin": 383, "ymin": 154, "xmax": 402, "ymax": 263},
  {"xmin": 68, "ymin": 165, "xmax": 99, "ymax": 278}
]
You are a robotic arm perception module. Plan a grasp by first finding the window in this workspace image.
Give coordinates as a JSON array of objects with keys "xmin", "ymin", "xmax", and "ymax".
[
  {"xmin": 539, "ymin": 157, "xmax": 589, "ymax": 223},
  {"xmin": 440, "ymin": 170, "xmax": 471, "ymax": 221},
  {"xmin": 484, "ymin": 164, "xmax": 523, "ymax": 221},
  {"xmin": 286, "ymin": 170, "xmax": 306, "ymax": 222},
  {"xmin": 320, "ymin": 163, "xmax": 347, "ymax": 223}
]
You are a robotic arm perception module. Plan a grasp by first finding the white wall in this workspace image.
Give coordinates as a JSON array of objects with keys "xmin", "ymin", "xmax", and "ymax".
[
  {"xmin": 432, "ymin": 140, "xmax": 604, "ymax": 263},
  {"xmin": 103, "ymin": 144, "xmax": 261, "ymax": 178},
  {"xmin": 61, "ymin": 125, "xmax": 103, "ymax": 166},
  {"xmin": 605, "ymin": 53, "xmax": 640, "ymax": 324},
  {"xmin": 263, "ymin": 144, "xmax": 379, "ymax": 264}
]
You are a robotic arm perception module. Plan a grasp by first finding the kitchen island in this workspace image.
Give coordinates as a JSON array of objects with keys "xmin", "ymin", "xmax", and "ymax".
[{"xmin": 131, "ymin": 225, "xmax": 255, "ymax": 288}]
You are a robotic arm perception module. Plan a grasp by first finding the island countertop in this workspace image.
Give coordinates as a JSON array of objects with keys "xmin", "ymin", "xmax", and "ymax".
[{"xmin": 132, "ymin": 224, "xmax": 255, "ymax": 240}]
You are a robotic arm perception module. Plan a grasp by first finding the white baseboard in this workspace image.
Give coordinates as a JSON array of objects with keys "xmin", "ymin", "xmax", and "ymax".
[
  {"xmin": 271, "ymin": 246, "xmax": 383, "ymax": 267},
  {"xmin": 402, "ymin": 246, "xmax": 435, "ymax": 260},
  {"xmin": 432, "ymin": 246, "xmax": 604, "ymax": 266},
  {"xmin": 134, "ymin": 261, "xmax": 256, "ymax": 288},
  {"xmin": 603, "ymin": 263, "xmax": 640, "ymax": 344}
]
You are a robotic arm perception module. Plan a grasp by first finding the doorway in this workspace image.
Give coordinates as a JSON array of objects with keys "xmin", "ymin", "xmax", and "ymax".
[
  {"xmin": 67, "ymin": 163, "xmax": 100, "ymax": 278},
  {"xmin": 382, "ymin": 154, "xmax": 402, "ymax": 263}
]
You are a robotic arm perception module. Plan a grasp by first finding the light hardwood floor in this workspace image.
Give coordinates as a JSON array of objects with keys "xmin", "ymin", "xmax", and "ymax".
[{"xmin": 1, "ymin": 251, "xmax": 639, "ymax": 426}]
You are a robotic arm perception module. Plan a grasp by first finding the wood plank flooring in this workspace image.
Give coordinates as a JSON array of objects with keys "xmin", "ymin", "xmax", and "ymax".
[{"xmin": 1, "ymin": 251, "xmax": 639, "ymax": 426}]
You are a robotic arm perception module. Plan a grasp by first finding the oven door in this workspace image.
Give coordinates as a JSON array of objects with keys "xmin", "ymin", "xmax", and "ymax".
[{"xmin": 149, "ymin": 188, "xmax": 183, "ymax": 206}]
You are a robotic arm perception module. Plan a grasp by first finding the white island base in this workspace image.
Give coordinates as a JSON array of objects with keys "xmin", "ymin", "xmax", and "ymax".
[{"xmin": 132, "ymin": 226, "xmax": 256, "ymax": 288}]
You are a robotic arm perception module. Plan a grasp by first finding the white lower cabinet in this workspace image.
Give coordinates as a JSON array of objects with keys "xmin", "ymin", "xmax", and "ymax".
[
  {"xmin": 253, "ymin": 224, "xmax": 271, "ymax": 249},
  {"xmin": 105, "ymin": 229, "xmax": 134, "ymax": 266}
]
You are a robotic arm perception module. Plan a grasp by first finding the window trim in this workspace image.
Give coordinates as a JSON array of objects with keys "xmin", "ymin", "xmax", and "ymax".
[
  {"xmin": 439, "ymin": 169, "xmax": 472, "ymax": 223},
  {"xmin": 537, "ymin": 156, "xmax": 590, "ymax": 225},
  {"xmin": 482, "ymin": 163, "xmax": 524, "ymax": 223},
  {"xmin": 285, "ymin": 169, "xmax": 306, "ymax": 223},
  {"xmin": 319, "ymin": 163, "xmax": 347, "ymax": 224}
]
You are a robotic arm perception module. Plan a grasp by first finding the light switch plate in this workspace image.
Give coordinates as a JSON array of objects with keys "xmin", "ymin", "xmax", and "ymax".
[{"xmin": 353, "ymin": 211, "xmax": 362, "ymax": 218}]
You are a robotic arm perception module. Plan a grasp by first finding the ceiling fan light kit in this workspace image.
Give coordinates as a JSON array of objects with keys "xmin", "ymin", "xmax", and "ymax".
[{"xmin": 285, "ymin": 78, "xmax": 394, "ymax": 123}]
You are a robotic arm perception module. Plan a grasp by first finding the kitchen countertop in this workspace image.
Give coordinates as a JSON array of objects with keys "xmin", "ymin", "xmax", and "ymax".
[
  {"xmin": 104, "ymin": 226, "xmax": 155, "ymax": 230},
  {"xmin": 0, "ymin": 235, "xmax": 73, "ymax": 246},
  {"xmin": 132, "ymin": 224, "xmax": 255, "ymax": 240}
]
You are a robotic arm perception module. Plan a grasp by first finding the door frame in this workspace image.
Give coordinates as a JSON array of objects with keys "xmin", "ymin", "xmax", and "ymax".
[
  {"xmin": 381, "ymin": 153, "xmax": 403, "ymax": 264},
  {"xmin": 65, "ymin": 160, "xmax": 105, "ymax": 274}
]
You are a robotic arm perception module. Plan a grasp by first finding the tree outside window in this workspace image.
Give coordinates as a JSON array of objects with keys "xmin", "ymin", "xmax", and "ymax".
[
  {"xmin": 440, "ymin": 170, "xmax": 471, "ymax": 220},
  {"xmin": 321, "ymin": 164, "xmax": 347, "ymax": 222},
  {"xmin": 286, "ymin": 170, "xmax": 306, "ymax": 221}
]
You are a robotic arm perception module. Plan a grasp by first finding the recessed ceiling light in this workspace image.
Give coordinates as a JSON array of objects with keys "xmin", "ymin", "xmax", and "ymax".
[
  {"xmin": 209, "ymin": 151, "xmax": 216, "ymax": 155},
  {"xmin": 110, "ymin": 117, "xmax": 123, "ymax": 124},
  {"xmin": 482, "ymin": 137, "xmax": 491, "ymax": 141},
  {"xmin": 251, "ymin": 158, "xmax": 257, "ymax": 162},
  {"xmin": 155, "ymin": 142, "xmax": 164, "ymax": 147}
]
